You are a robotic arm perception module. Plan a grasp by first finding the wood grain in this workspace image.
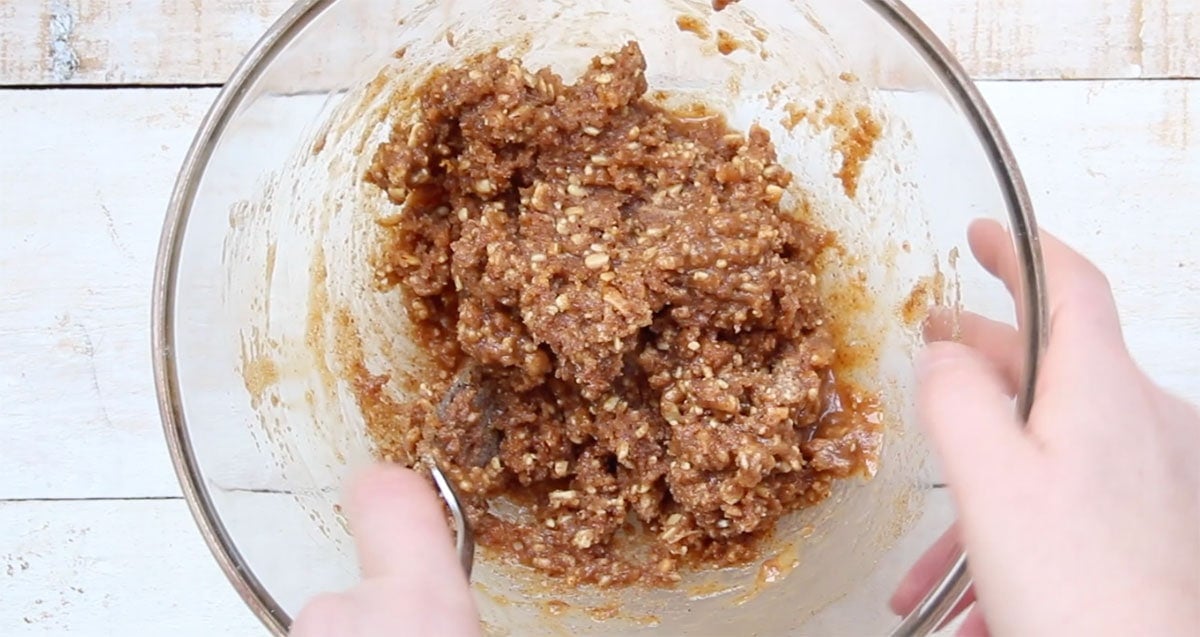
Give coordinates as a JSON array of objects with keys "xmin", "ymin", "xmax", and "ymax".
[
  {"xmin": 983, "ymin": 79, "xmax": 1200, "ymax": 400},
  {"xmin": 0, "ymin": 88, "xmax": 216, "ymax": 500},
  {"xmin": 0, "ymin": 0, "xmax": 293, "ymax": 84},
  {"xmin": 0, "ymin": 499, "xmax": 261, "ymax": 635},
  {"xmin": 0, "ymin": 5, "xmax": 1197, "ymax": 627},
  {"xmin": 0, "ymin": 1, "xmax": 1195, "ymax": 85},
  {"xmin": 1, "ymin": 80, "xmax": 1196, "ymax": 502},
  {"xmin": 908, "ymin": 0, "xmax": 1199, "ymax": 80}
]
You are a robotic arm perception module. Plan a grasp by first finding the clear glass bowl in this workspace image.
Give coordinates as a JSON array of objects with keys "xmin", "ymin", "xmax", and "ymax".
[{"xmin": 152, "ymin": 1, "xmax": 1047, "ymax": 635}]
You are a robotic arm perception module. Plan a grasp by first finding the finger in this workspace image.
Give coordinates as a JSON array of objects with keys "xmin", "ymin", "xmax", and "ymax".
[
  {"xmin": 940, "ymin": 591, "xmax": 979, "ymax": 632},
  {"xmin": 349, "ymin": 579, "xmax": 482, "ymax": 637},
  {"xmin": 345, "ymin": 464, "xmax": 465, "ymax": 582},
  {"xmin": 956, "ymin": 606, "xmax": 991, "ymax": 637},
  {"xmin": 924, "ymin": 309, "xmax": 1022, "ymax": 395},
  {"xmin": 968, "ymin": 219, "xmax": 1124, "ymax": 351},
  {"xmin": 917, "ymin": 341, "xmax": 1031, "ymax": 498},
  {"xmin": 290, "ymin": 582, "xmax": 482, "ymax": 637},
  {"xmin": 966, "ymin": 219, "xmax": 1021, "ymax": 306},
  {"xmin": 290, "ymin": 592, "xmax": 355, "ymax": 637},
  {"xmin": 890, "ymin": 524, "xmax": 960, "ymax": 615},
  {"xmin": 889, "ymin": 524, "xmax": 978, "ymax": 628}
]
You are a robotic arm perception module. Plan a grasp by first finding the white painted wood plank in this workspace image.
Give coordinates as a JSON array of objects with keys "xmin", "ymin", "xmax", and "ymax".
[
  {"xmin": 0, "ymin": 88, "xmax": 218, "ymax": 500},
  {"xmin": 977, "ymin": 79, "xmax": 1200, "ymax": 401},
  {"xmin": 0, "ymin": 1, "xmax": 1195, "ymax": 85},
  {"xmin": 910, "ymin": 0, "xmax": 1200, "ymax": 80},
  {"xmin": 0, "ymin": 499, "xmax": 261, "ymax": 635},
  {"xmin": 0, "ymin": 81, "xmax": 1197, "ymax": 504},
  {"xmin": 0, "ymin": 0, "xmax": 293, "ymax": 84}
]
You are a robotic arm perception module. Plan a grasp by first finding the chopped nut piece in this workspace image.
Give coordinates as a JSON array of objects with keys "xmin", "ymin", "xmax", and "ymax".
[
  {"xmin": 362, "ymin": 41, "xmax": 881, "ymax": 590},
  {"xmin": 584, "ymin": 253, "xmax": 610, "ymax": 269},
  {"xmin": 573, "ymin": 529, "xmax": 597, "ymax": 549}
]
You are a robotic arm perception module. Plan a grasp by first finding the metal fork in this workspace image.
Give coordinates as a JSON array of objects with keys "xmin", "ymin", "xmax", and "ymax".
[{"xmin": 430, "ymin": 463, "xmax": 475, "ymax": 579}]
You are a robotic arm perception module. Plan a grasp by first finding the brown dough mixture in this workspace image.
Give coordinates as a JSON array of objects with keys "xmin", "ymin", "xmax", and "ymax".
[{"xmin": 363, "ymin": 42, "xmax": 881, "ymax": 587}]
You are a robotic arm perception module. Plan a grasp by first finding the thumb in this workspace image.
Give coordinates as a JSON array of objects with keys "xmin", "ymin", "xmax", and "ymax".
[
  {"xmin": 345, "ymin": 464, "xmax": 466, "ymax": 581},
  {"xmin": 290, "ymin": 464, "xmax": 481, "ymax": 637},
  {"xmin": 917, "ymin": 341, "xmax": 1031, "ymax": 500}
]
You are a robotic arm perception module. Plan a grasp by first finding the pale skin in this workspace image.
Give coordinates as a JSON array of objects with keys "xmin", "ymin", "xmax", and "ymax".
[{"xmin": 291, "ymin": 220, "xmax": 1200, "ymax": 637}]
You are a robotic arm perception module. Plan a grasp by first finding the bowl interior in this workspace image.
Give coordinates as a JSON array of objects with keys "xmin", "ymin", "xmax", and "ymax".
[{"xmin": 161, "ymin": 1, "xmax": 1034, "ymax": 634}]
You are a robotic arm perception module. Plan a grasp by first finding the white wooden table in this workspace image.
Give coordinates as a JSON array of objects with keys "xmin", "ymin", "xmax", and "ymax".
[{"xmin": 0, "ymin": 1, "xmax": 1196, "ymax": 634}]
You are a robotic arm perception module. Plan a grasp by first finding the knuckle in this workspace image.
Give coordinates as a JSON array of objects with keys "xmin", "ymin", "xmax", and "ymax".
[
  {"xmin": 1079, "ymin": 261, "xmax": 1114, "ymax": 298},
  {"xmin": 1061, "ymin": 262, "xmax": 1117, "ymax": 317}
]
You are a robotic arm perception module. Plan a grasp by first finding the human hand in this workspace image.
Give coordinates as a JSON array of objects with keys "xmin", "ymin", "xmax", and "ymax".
[
  {"xmin": 891, "ymin": 219, "xmax": 1200, "ymax": 636},
  {"xmin": 290, "ymin": 465, "xmax": 482, "ymax": 637}
]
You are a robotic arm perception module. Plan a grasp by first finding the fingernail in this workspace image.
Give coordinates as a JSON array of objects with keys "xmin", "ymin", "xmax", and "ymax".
[{"xmin": 921, "ymin": 307, "xmax": 953, "ymax": 344}]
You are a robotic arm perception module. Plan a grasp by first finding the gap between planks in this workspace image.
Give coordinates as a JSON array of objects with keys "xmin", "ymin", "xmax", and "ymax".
[
  {"xmin": 0, "ymin": 488, "xmax": 295, "ymax": 503},
  {"xmin": 3, "ymin": 77, "xmax": 1199, "ymax": 92}
]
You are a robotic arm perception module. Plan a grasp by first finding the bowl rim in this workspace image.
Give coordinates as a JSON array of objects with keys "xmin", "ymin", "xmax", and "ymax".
[{"xmin": 151, "ymin": 1, "xmax": 1048, "ymax": 635}]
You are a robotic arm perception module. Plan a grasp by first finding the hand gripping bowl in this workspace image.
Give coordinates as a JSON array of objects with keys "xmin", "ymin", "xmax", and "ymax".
[{"xmin": 152, "ymin": 1, "xmax": 1048, "ymax": 635}]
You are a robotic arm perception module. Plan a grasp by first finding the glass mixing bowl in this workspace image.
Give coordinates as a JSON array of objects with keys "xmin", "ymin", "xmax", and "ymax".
[{"xmin": 152, "ymin": 1, "xmax": 1047, "ymax": 635}]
